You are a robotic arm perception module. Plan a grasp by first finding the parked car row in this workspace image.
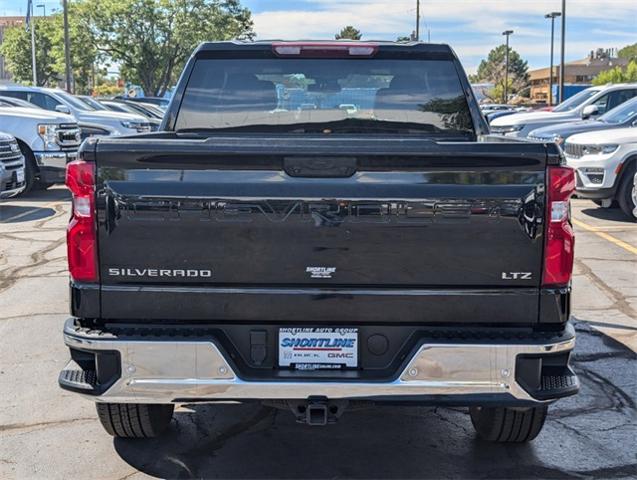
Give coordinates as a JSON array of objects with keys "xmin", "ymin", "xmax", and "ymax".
[
  {"xmin": 82, "ymin": 98, "xmax": 164, "ymax": 131},
  {"xmin": 488, "ymin": 83, "xmax": 637, "ymax": 220},
  {"xmin": 0, "ymin": 85, "xmax": 168, "ymax": 197},
  {"xmin": 490, "ymin": 84, "xmax": 637, "ymax": 137},
  {"xmin": 479, "ymin": 104, "xmax": 532, "ymax": 124}
]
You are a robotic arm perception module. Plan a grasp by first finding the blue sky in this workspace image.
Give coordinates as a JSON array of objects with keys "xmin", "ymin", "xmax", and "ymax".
[
  {"xmin": 3, "ymin": 0, "xmax": 636, "ymax": 73},
  {"xmin": 240, "ymin": 0, "xmax": 637, "ymax": 72}
]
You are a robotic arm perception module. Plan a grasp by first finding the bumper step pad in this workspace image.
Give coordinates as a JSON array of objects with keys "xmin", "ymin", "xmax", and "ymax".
[
  {"xmin": 59, "ymin": 364, "xmax": 98, "ymax": 393},
  {"xmin": 536, "ymin": 370, "xmax": 579, "ymax": 400},
  {"xmin": 58, "ymin": 352, "xmax": 120, "ymax": 395},
  {"xmin": 516, "ymin": 350, "xmax": 580, "ymax": 401}
]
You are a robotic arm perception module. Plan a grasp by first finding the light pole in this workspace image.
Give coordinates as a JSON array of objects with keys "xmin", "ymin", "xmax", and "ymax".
[
  {"xmin": 545, "ymin": 12, "xmax": 561, "ymax": 106},
  {"xmin": 29, "ymin": 0, "xmax": 37, "ymax": 85},
  {"xmin": 62, "ymin": 0, "xmax": 72, "ymax": 93},
  {"xmin": 559, "ymin": 0, "xmax": 566, "ymax": 104},
  {"xmin": 415, "ymin": 0, "xmax": 420, "ymax": 41},
  {"xmin": 502, "ymin": 30, "xmax": 514, "ymax": 104}
]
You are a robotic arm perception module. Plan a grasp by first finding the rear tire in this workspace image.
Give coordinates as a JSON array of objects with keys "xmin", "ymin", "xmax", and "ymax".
[
  {"xmin": 469, "ymin": 405, "xmax": 548, "ymax": 443},
  {"xmin": 96, "ymin": 403, "xmax": 174, "ymax": 438},
  {"xmin": 616, "ymin": 163, "xmax": 636, "ymax": 221}
]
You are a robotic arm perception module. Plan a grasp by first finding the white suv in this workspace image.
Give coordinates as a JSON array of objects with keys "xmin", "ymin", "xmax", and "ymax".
[
  {"xmin": 491, "ymin": 84, "xmax": 637, "ymax": 138},
  {"xmin": 563, "ymin": 127, "xmax": 637, "ymax": 219}
]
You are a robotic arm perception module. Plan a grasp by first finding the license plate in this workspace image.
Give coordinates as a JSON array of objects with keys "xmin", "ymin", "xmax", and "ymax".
[
  {"xmin": 279, "ymin": 327, "xmax": 358, "ymax": 369},
  {"xmin": 16, "ymin": 170, "xmax": 25, "ymax": 184}
]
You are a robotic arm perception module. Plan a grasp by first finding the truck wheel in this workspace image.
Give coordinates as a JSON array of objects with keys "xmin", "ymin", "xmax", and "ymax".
[
  {"xmin": 18, "ymin": 147, "xmax": 37, "ymax": 195},
  {"xmin": 469, "ymin": 405, "xmax": 548, "ymax": 443},
  {"xmin": 616, "ymin": 163, "xmax": 636, "ymax": 221},
  {"xmin": 96, "ymin": 403, "xmax": 174, "ymax": 438}
]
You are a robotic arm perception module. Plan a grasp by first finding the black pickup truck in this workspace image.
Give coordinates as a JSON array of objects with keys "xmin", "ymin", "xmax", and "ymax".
[{"xmin": 59, "ymin": 41, "xmax": 579, "ymax": 442}]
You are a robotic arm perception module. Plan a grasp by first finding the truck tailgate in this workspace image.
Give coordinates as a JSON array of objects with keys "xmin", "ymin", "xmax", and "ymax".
[{"xmin": 95, "ymin": 136, "xmax": 547, "ymax": 323}]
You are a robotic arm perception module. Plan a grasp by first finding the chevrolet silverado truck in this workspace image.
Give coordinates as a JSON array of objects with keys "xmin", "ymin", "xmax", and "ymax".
[{"xmin": 58, "ymin": 41, "xmax": 579, "ymax": 443}]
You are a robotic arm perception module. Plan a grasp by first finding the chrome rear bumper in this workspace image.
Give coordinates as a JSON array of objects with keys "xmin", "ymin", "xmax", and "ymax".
[{"xmin": 61, "ymin": 319, "xmax": 577, "ymax": 404}]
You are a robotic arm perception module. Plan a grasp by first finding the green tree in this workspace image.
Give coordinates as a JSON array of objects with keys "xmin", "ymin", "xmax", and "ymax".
[
  {"xmin": 0, "ymin": 10, "xmax": 98, "ymax": 92},
  {"xmin": 593, "ymin": 60, "xmax": 637, "ymax": 85},
  {"xmin": 81, "ymin": 0, "xmax": 254, "ymax": 96},
  {"xmin": 473, "ymin": 44, "xmax": 529, "ymax": 100},
  {"xmin": 335, "ymin": 26, "xmax": 362, "ymax": 40},
  {"xmin": 618, "ymin": 43, "xmax": 637, "ymax": 61},
  {"xmin": 52, "ymin": 3, "xmax": 99, "ymax": 93},
  {"xmin": 0, "ymin": 20, "xmax": 57, "ymax": 86},
  {"xmin": 396, "ymin": 36, "xmax": 412, "ymax": 43},
  {"xmin": 487, "ymin": 79, "xmax": 514, "ymax": 103}
]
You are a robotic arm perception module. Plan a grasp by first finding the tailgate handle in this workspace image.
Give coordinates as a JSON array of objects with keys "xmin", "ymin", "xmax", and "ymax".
[{"xmin": 284, "ymin": 157, "xmax": 357, "ymax": 178}]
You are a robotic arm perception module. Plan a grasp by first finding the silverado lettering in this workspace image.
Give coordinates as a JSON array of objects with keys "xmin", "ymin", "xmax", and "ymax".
[{"xmin": 107, "ymin": 268, "xmax": 212, "ymax": 278}]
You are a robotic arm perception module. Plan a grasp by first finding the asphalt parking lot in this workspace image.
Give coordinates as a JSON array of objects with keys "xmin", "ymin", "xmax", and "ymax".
[{"xmin": 1, "ymin": 187, "xmax": 636, "ymax": 480}]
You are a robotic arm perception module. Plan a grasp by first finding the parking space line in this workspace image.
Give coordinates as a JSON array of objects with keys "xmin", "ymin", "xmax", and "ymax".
[
  {"xmin": 573, "ymin": 218, "xmax": 637, "ymax": 255},
  {"xmin": 587, "ymin": 225, "xmax": 637, "ymax": 231}
]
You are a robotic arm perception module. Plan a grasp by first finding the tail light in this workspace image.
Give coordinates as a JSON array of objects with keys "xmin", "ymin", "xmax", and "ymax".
[
  {"xmin": 272, "ymin": 42, "xmax": 378, "ymax": 58},
  {"xmin": 542, "ymin": 166, "xmax": 575, "ymax": 287},
  {"xmin": 65, "ymin": 158, "xmax": 98, "ymax": 282}
]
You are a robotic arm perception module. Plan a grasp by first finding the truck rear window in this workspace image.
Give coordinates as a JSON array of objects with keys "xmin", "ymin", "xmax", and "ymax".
[{"xmin": 175, "ymin": 58, "xmax": 474, "ymax": 137}]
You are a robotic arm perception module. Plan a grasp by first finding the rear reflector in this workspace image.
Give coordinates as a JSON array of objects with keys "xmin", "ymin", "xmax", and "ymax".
[
  {"xmin": 542, "ymin": 166, "xmax": 575, "ymax": 287},
  {"xmin": 66, "ymin": 159, "xmax": 98, "ymax": 282},
  {"xmin": 272, "ymin": 42, "xmax": 378, "ymax": 58}
]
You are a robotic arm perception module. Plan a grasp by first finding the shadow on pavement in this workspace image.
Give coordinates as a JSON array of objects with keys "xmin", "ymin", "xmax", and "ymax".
[
  {"xmin": 112, "ymin": 321, "xmax": 637, "ymax": 479},
  {"xmin": 114, "ymin": 404, "xmax": 542, "ymax": 479},
  {"xmin": 0, "ymin": 205, "xmax": 57, "ymax": 223},
  {"xmin": 579, "ymin": 207, "xmax": 633, "ymax": 223},
  {"xmin": 16, "ymin": 187, "xmax": 70, "ymax": 203}
]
